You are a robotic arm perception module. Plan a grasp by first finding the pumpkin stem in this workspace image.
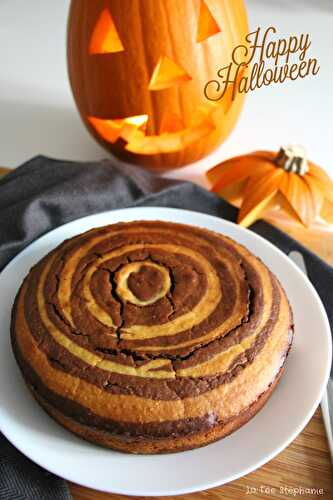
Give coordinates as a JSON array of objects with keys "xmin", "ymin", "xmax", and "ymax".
[{"xmin": 275, "ymin": 145, "xmax": 309, "ymax": 175}]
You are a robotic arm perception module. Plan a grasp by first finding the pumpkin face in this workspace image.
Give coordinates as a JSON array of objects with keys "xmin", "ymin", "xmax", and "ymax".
[{"xmin": 67, "ymin": 0, "xmax": 248, "ymax": 170}]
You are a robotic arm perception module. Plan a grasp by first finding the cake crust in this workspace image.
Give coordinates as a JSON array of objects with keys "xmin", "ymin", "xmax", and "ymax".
[
  {"xmin": 11, "ymin": 220, "xmax": 293, "ymax": 453},
  {"xmin": 24, "ymin": 364, "xmax": 285, "ymax": 454}
]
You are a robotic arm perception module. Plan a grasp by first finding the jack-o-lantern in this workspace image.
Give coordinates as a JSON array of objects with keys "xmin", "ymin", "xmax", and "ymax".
[{"xmin": 67, "ymin": 0, "xmax": 248, "ymax": 170}]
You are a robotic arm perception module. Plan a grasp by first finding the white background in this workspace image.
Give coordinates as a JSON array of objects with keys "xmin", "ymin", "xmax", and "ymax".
[{"xmin": 0, "ymin": 0, "xmax": 332, "ymax": 185}]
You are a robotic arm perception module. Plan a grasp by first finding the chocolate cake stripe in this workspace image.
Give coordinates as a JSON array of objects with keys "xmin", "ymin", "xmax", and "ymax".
[
  {"xmin": 14, "ymin": 325, "xmax": 287, "ymax": 439},
  {"xmin": 34, "ymin": 257, "xmax": 249, "ymax": 380},
  {"xmin": 13, "ymin": 345, "xmax": 223, "ymax": 439},
  {"xmin": 176, "ymin": 254, "xmax": 274, "ymax": 377},
  {"xmin": 52, "ymin": 241, "xmax": 249, "ymax": 353},
  {"xmin": 17, "ymin": 290, "xmax": 280, "ymax": 401},
  {"xmin": 56, "ymin": 225, "xmax": 246, "ymax": 317},
  {"xmin": 23, "ymin": 220, "xmax": 277, "ymax": 381},
  {"xmin": 23, "ymin": 275, "xmax": 267, "ymax": 383},
  {"xmin": 80, "ymin": 243, "xmax": 223, "ymax": 338},
  {"xmin": 29, "ymin": 234, "xmax": 269, "ymax": 352},
  {"xmin": 62, "ymin": 248, "xmax": 208, "ymax": 338},
  {"xmin": 36, "ymin": 260, "xmax": 175, "ymax": 379},
  {"xmin": 123, "ymin": 252, "xmax": 262, "ymax": 354},
  {"xmin": 12, "ymin": 277, "xmax": 291, "ymax": 428},
  {"xmin": 17, "ymin": 266, "xmax": 280, "ymax": 403},
  {"xmin": 57, "ymin": 226, "xmax": 180, "ymax": 326},
  {"xmin": 44, "ymin": 256, "xmax": 273, "ymax": 377},
  {"xmin": 25, "ymin": 260, "xmax": 246, "ymax": 377}
]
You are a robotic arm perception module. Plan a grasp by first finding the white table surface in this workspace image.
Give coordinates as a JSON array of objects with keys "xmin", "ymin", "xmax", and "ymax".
[{"xmin": 0, "ymin": 0, "xmax": 332, "ymax": 186}]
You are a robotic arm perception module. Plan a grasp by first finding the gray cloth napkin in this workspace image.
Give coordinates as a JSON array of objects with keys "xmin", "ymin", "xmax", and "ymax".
[
  {"xmin": 0, "ymin": 155, "xmax": 332, "ymax": 499},
  {"xmin": 0, "ymin": 434, "xmax": 70, "ymax": 500}
]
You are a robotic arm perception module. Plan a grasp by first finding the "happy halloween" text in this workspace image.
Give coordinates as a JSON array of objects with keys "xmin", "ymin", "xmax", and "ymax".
[{"xmin": 204, "ymin": 26, "xmax": 320, "ymax": 102}]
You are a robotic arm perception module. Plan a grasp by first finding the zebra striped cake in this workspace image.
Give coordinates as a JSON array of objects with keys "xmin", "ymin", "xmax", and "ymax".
[{"xmin": 11, "ymin": 220, "xmax": 293, "ymax": 453}]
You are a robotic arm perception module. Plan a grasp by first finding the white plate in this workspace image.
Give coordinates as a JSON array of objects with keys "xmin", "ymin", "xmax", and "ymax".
[{"xmin": 0, "ymin": 207, "xmax": 331, "ymax": 496}]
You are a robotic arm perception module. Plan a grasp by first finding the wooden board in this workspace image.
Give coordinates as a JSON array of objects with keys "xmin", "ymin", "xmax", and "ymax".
[{"xmin": 1, "ymin": 168, "xmax": 332, "ymax": 498}]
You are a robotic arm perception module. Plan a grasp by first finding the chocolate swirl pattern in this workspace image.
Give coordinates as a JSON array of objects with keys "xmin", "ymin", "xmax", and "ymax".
[{"xmin": 11, "ymin": 221, "xmax": 293, "ymax": 453}]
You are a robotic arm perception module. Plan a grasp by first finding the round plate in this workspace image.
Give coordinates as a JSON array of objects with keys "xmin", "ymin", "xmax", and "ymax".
[{"xmin": 0, "ymin": 207, "xmax": 331, "ymax": 496}]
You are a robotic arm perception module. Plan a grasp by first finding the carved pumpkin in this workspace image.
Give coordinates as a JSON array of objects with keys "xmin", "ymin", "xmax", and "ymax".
[
  {"xmin": 207, "ymin": 146, "xmax": 333, "ymax": 228},
  {"xmin": 67, "ymin": 0, "xmax": 248, "ymax": 170}
]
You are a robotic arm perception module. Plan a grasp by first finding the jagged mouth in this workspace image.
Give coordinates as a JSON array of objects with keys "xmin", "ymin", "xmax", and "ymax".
[{"xmin": 88, "ymin": 108, "xmax": 219, "ymax": 156}]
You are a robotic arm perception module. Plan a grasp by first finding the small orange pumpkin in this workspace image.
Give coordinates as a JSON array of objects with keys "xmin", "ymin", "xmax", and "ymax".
[
  {"xmin": 207, "ymin": 146, "xmax": 333, "ymax": 228},
  {"xmin": 67, "ymin": 0, "xmax": 248, "ymax": 171}
]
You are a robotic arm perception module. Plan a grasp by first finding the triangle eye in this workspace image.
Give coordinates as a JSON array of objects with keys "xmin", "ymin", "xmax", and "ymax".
[
  {"xmin": 89, "ymin": 8, "xmax": 124, "ymax": 54},
  {"xmin": 148, "ymin": 56, "xmax": 192, "ymax": 91},
  {"xmin": 196, "ymin": 0, "xmax": 221, "ymax": 43}
]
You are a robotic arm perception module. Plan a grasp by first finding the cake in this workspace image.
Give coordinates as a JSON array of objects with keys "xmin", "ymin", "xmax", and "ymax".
[{"xmin": 11, "ymin": 220, "xmax": 293, "ymax": 453}]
